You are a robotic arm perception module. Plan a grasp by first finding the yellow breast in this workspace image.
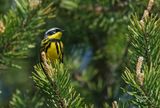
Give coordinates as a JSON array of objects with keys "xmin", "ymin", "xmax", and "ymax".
[{"xmin": 46, "ymin": 41, "xmax": 63, "ymax": 62}]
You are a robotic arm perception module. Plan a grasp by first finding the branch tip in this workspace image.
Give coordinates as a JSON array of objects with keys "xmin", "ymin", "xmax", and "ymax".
[
  {"xmin": 112, "ymin": 101, "xmax": 118, "ymax": 108},
  {"xmin": 147, "ymin": 0, "xmax": 154, "ymax": 11},
  {"xmin": 140, "ymin": 0, "xmax": 155, "ymax": 29},
  {"xmin": 136, "ymin": 56, "xmax": 144, "ymax": 86},
  {"xmin": 136, "ymin": 56, "xmax": 143, "ymax": 74},
  {"xmin": 41, "ymin": 51, "xmax": 53, "ymax": 78},
  {"xmin": 0, "ymin": 21, "xmax": 5, "ymax": 33}
]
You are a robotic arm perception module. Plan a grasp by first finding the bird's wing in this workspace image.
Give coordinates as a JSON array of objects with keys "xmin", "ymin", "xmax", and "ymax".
[
  {"xmin": 59, "ymin": 41, "xmax": 64, "ymax": 63},
  {"xmin": 40, "ymin": 38, "xmax": 49, "ymax": 52}
]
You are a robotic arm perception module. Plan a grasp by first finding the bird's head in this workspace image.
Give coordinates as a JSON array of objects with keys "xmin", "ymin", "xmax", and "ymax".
[{"xmin": 44, "ymin": 27, "xmax": 63, "ymax": 40}]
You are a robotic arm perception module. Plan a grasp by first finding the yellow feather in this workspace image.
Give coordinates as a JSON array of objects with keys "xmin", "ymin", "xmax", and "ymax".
[
  {"xmin": 41, "ymin": 31, "xmax": 63, "ymax": 63},
  {"xmin": 46, "ymin": 42, "xmax": 63, "ymax": 62}
]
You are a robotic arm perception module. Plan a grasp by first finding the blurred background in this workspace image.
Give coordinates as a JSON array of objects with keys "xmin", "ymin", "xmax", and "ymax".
[{"xmin": 0, "ymin": 0, "xmax": 159, "ymax": 107}]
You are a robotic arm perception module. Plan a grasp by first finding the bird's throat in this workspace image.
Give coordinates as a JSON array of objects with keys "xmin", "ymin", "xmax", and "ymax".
[{"xmin": 48, "ymin": 32, "xmax": 62, "ymax": 40}]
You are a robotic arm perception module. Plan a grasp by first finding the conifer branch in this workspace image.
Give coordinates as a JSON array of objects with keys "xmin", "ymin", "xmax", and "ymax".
[
  {"xmin": 40, "ymin": 51, "xmax": 67, "ymax": 108},
  {"xmin": 33, "ymin": 52, "xmax": 87, "ymax": 107},
  {"xmin": 139, "ymin": 0, "xmax": 154, "ymax": 67},
  {"xmin": 0, "ymin": 0, "xmax": 55, "ymax": 67},
  {"xmin": 122, "ymin": 0, "xmax": 160, "ymax": 107}
]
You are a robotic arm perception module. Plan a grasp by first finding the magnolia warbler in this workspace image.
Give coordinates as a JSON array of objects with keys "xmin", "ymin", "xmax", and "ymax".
[{"xmin": 40, "ymin": 27, "xmax": 64, "ymax": 63}]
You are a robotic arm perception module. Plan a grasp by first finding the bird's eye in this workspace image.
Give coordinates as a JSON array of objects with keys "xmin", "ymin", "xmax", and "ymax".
[{"xmin": 47, "ymin": 31, "xmax": 56, "ymax": 35}]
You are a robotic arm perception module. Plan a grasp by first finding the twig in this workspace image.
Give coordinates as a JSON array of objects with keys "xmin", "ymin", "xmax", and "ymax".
[{"xmin": 140, "ymin": 0, "xmax": 154, "ymax": 28}]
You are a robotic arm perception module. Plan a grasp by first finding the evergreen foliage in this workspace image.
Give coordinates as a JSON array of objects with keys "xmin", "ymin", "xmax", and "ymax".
[
  {"xmin": 121, "ymin": 1, "xmax": 160, "ymax": 107},
  {"xmin": 52, "ymin": 1, "xmax": 134, "ymax": 106},
  {"xmin": 0, "ymin": 0, "xmax": 54, "ymax": 67},
  {"xmin": 0, "ymin": 0, "xmax": 160, "ymax": 108},
  {"xmin": 10, "ymin": 90, "xmax": 44, "ymax": 108},
  {"xmin": 32, "ymin": 62, "xmax": 87, "ymax": 108},
  {"xmin": 130, "ymin": 15, "xmax": 160, "ymax": 66}
]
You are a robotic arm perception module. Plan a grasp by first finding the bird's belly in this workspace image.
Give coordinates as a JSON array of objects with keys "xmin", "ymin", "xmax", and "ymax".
[{"xmin": 46, "ymin": 42, "xmax": 59, "ymax": 61}]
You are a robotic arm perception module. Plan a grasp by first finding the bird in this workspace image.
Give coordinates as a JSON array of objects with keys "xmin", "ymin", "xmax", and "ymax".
[{"xmin": 40, "ymin": 27, "xmax": 64, "ymax": 63}]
